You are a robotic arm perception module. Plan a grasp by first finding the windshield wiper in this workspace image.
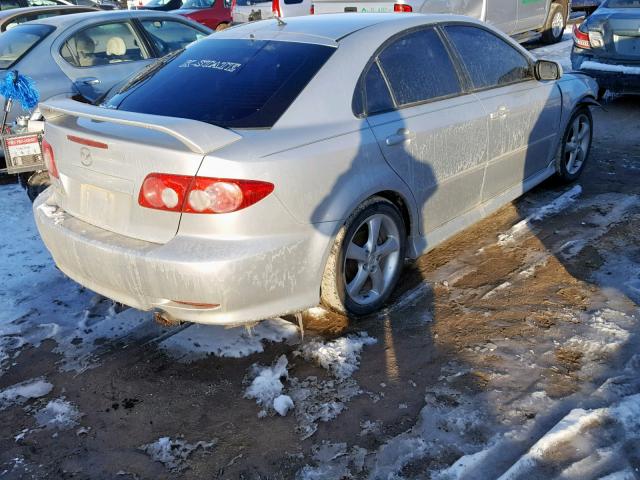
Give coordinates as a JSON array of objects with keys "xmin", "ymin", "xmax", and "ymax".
[{"xmin": 116, "ymin": 48, "xmax": 184, "ymax": 94}]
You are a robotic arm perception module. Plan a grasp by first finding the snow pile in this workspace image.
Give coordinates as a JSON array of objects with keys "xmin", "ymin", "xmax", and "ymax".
[
  {"xmin": 498, "ymin": 185, "xmax": 582, "ymax": 245},
  {"xmin": 296, "ymin": 333, "xmax": 377, "ymax": 380},
  {"xmin": 580, "ymin": 60, "xmax": 640, "ymax": 75},
  {"xmin": 159, "ymin": 318, "xmax": 299, "ymax": 361},
  {"xmin": 244, "ymin": 354, "xmax": 293, "ymax": 417},
  {"xmin": 34, "ymin": 398, "xmax": 81, "ymax": 430},
  {"xmin": 0, "ymin": 378, "xmax": 52, "ymax": 410},
  {"xmin": 140, "ymin": 436, "xmax": 217, "ymax": 472}
]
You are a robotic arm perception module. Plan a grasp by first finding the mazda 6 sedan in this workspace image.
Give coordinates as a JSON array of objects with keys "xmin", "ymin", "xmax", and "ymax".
[{"xmin": 34, "ymin": 14, "xmax": 598, "ymax": 325}]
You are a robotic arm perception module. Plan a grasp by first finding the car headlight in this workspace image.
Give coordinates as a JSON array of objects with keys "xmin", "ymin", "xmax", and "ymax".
[{"xmin": 589, "ymin": 31, "xmax": 604, "ymax": 48}]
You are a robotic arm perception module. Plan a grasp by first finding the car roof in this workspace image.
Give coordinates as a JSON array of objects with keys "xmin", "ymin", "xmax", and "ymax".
[
  {"xmin": 0, "ymin": 4, "xmax": 97, "ymax": 20},
  {"xmin": 218, "ymin": 13, "xmax": 475, "ymax": 43},
  {"xmin": 24, "ymin": 8, "xmax": 183, "ymax": 28}
]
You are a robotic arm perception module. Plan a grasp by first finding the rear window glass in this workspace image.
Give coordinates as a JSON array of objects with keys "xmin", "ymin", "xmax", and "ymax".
[
  {"xmin": 103, "ymin": 39, "xmax": 335, "ymax": 129},
  {"xmin": 0, "ymin": 24, "xmax": 54, "ymax": 69}
]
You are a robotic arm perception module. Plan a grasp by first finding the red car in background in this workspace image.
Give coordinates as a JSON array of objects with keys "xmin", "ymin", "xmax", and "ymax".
[{"xmin": 174, "ymin": 0, "xmax": 231, "ymax": 30}]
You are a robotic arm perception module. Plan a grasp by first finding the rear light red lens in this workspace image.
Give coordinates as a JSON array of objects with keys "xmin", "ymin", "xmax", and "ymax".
[
  {"xmin": 139, "ymin": 173, "xmax": 274, "ymax": 214},
  {"xmin": 42, "ymin": 138, "xmax": 58, "ymax": 179},
  {"xmin": 573, "ymin": 24, "xmax": 591, "ymax": 49},
  {"xmin": 272, "ymin": 0, "xmax": 281, "ymax": 16},
  {"xmin": 310, "ymin": 3, "xmax": 314, "ymax": 14},
  {"xmin": 393, "ymin": 3, "xmax": 412, "ymax": 12}
]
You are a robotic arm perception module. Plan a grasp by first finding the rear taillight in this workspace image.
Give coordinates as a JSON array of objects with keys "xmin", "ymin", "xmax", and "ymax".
[
  {"xmin": 138, "ymin": 173, "xmax": 274, "ymax": 214},
  {"xmin": 231, "ymin": 0, "xmax": 236, "ymax": 12},
  {"xmin": 310, "ymin": 3, "xmax": 314, "ymax": 14},
  {"xmin": 272, "ymin": 0, "xmax": 281, "ymax": 16},
  {"xmin": 42, "ymin": 138, "xmax": 58, "ymax": 179},
  {"xmin": 573, "ymin": 23, "xmax": 591, "ymax": 49},
  {"xmin": 393, "ymin": 3, "xmax": 412, "ymax": 12}
]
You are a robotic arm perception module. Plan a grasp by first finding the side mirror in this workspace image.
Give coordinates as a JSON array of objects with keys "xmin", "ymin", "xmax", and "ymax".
[{"xmin": 535, "ymin": 59, "xmax": 563, "ymax": 81}]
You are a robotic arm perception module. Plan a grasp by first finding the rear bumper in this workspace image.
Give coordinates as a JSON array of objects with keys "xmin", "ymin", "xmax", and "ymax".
[
  {"xmin": 572, "ymin": 51, "xmax": 640, "ymax": 92},
  {"xmin": 34, "ymin": 190, "xmax": 331, "ymax": 325}
]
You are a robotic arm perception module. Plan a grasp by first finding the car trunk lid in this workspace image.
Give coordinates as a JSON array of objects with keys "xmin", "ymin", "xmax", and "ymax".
[
  {"xmin": 590, "ymin": 8, "xmax": 640, "ymax": 61},
  {"xmin": 40, "ymin": 98, "xmax": 242, "ymax": 244}
]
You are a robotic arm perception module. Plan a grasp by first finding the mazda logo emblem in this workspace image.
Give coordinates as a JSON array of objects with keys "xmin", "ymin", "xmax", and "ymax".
[{"xmin": 80, "ymin": 147, "xmax": 92, "ymax": 167}]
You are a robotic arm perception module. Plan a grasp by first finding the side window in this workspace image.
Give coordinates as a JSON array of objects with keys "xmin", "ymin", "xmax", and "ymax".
[
  {"xmin": 364, "ymin": 62, "xmax": 394, "ymax": 115},
  {"xmin": 61, "ymin": 22, "xmax": 149, "ymax": 68},
  {"xmin": 377, "ymin": 27, "xmax": 462, "ymax": 106},
  {"xmin": 140, "ymin": 20, "xmax": 207, "ymax": 56},
  {"xmin": 26, "ymin": 0, "xmax": 60, "ymax": 5},
  {"xmin": 444, "ymin": 25, "xmax": 533, "ymax": 90},
  {"xmin": 5, "ymin": 12, "xmax": 57, "ymax": 29}
]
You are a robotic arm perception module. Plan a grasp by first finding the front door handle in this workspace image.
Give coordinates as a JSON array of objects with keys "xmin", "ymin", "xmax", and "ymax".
[
  {"xmin": 490, "ymin": 106, "xmax": 509, "ymax": 120},
  {"xmin": 385, "ymin": 128, "xmax": 413, "ymax": 146},
  {"xmin": 79, "ymin": 77, "xmax": 100, "ymax": 86}
]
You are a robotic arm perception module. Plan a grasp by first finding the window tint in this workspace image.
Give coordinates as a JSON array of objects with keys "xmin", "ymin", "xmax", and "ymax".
[
  {"xmin": 61, "ymin": 22, "xmax": 148, "ymax": 68},
  {"xmin": 445, "ymin": 25, "xmax": 532, "ymax": 90},
  {"xmin": 181, "ymin": 0, "xmax": 213, "ymax": 8},
  {"xmin": 102, "ymin": 39, "xmax": 335, "ymax": 129},
  {"xmin": 377, "ymin": 28, "xmax": 461, "ymax": 106},
  {"xmin": 140, "ymin": 19, "xmax": 207, "ymax": 56},
  {"xmin": 364, "ymin": 62, "xmax": 394, "ymax": 115},
  {"xmin": 0, "ymin": 24, "xmax": 54, "ymax": 68}
]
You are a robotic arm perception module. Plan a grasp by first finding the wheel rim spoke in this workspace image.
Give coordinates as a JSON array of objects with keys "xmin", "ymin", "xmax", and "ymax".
[
  {"xmin": 366, "ymin": 217, "xmax": 382, "ymax": 253},
  {"xmin": 370, "ymin": 269, "xmax": 384, "ymax": 295},
  {"xmin": 376, "ymin": 236, "xmax": 399, "ymax": 259},
  {"xmin": 347, "ymin": 265, "xmax": 369, "ymax": 297},
  {"xmin": 566, "ymin": 153, "xmax": 577, "ymax": 173},
  {"xmin": 346, "ymin": 241, "xmax": 367, "ymax": 262},
  {"xmin": 566, "ymin": 141, "xmax": 578, "ymax": 153}
]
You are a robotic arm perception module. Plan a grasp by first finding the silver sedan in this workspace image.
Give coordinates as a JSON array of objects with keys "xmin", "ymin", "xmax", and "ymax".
[{"xmin": 34, "ymin": 13, "xmax": 598, "ymax": 325}]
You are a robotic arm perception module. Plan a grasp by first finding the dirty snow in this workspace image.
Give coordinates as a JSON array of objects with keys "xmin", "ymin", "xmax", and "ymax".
[
  {"xmin": 159, "ymin": 318, "xmax": 299, "ymax": 361},
  {"xmin": 498, "ymin": 185, "xmax": 582, "ymax": 245},
  {"xmin": 34, "ymin": 398, "xmax": 81, "ymax": 430},
  {"xmin": 580, "ymin": 60, "xmax": 640, "ymax": 75},
  {"xmin": 245, "ymin": 354, "xmax": 291, "ymax": 416},
  {"xmin": 296, "ymin": 333, "xmax": 377, "ymax": 380},
  {"xmin": 140, "ymin": 436, "xmax": 216, "ymax": 472},
  {"xmin": 0, "ymin": 378, "xmax": 52, "ymax": 410}
]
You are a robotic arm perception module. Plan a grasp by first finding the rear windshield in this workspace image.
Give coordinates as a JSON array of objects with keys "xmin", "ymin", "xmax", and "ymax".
[
  {"xmin": 0, "ymin": 24, "xmax": 54, "ymax": 69},
  {"xmin": 102, "ymin": 38, "xmax": 335, "ymax": 129},
  {"xmin": 234, "ymin": 0, "xmax": 269, "ymax": 5},
  {"xmin": 181, "ymin": 0, "xmax": 214, "ymax": 8},
  {"xmin": 605, "ymin": 0, "xmax": 640, "ymax": 6}
]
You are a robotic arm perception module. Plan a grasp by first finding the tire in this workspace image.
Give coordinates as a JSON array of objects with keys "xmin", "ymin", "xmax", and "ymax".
[
  {"xmin": 321, "ymin": 197, "xmax": 406, "ymax": 317},
  {"xmin": 555, "ymin": 107, "xmax": 593, "ymax": 182},
  {"xmin": 26, "ymin": 170, "xmax": 51, "ymax": 203},
  {"xmin": 541, "ymin": 3, "xmax": 566, "ymax": 44},
  {"xmin": 215, "ymin": 22, "xmax": 229, "ymax": 31}
]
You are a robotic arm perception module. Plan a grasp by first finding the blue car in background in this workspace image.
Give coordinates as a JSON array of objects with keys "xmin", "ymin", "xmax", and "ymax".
[{"xmin": 571, "ymin": 0, "xmax": 640, "ymax": 97}]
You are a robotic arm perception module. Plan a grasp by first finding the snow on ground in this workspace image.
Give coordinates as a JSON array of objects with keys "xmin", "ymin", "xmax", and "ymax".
[
  {"xmin": 159, "ymin": 318, "xmax": 299, "ymax": 361},
  {"xmin": 244, "ymin": 354, "xmax": 291, "ymax": 417},
  {"xmin": 139, "ymin": 437, "xmax": 217, "ymax": 472},
  {"xmin": 0, "ymin": 378, "xmax": 52, "ymax": 410},
  {"xmin": 498, "ymin": 184, "xmax": 582, "ymax": 245},
  {"xmin": 296, "ymin": 333, "xmax": 377, "ymax": 380},
  {"xmin": 34, "ymin": 398, "xmax": 81, "ymax": 430}
]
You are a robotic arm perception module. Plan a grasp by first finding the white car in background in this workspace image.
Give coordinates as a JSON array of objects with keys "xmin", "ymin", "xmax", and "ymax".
[
  {"xmin": 127, "ymin": 0, "xmax": 153, "ymax": 8},
  {"xmin": 312, "ymin": 0, "xmax": 571, "ymax": 44},
  {"xmin": 231, "ymin": 0, "xmax": 310, "ymax": 23}
]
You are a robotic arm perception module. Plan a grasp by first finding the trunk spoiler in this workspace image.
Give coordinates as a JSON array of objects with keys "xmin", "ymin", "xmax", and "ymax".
[{"xmin": 39, "ymin": 98, "xmax": 242, "ymax": 155}]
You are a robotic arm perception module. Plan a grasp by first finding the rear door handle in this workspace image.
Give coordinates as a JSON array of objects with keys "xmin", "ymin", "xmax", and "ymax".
[
  {"xmin": 385, "ymin": 128, "xmax": 413, "ymax": 146},
  {"xmin": 79, "ymin": 77, "xmax": 100, "ymax": 86},
  {"xmin": 490, "ymin": 106, "xmax": 509, "ymax": 120}
]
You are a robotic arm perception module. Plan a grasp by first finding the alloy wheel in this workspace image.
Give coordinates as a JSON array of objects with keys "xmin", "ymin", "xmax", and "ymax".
[{"xmin": 564, "ymin": 113, "xmax": 591, "ymax": 175}]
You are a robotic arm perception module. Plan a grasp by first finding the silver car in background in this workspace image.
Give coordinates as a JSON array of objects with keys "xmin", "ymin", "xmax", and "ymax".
[
  {"xmin": 0, "ymin": 10, "xmax": 211, "ymax": 124},
  {"xmin": 34, "ymin": 14, "xmax": 598, "ymax": 325}
]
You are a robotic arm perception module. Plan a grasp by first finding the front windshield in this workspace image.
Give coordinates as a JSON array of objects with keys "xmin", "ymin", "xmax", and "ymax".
[
  {"xmin": 0, "ymin": 24, "xmax": 54, "ymax": 69},
  {"xmin": 180, "ymin": 0, "xmax": 213, "ymax": 8},
  {"xmin": 604, "ymin": 0, "xmax": 640, "ymax": 6}
]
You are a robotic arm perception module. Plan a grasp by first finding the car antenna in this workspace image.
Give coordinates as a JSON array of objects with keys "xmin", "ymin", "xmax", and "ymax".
[{"xmin": 276, "ymin": 15, "xmax": 286, "ymax": 26}]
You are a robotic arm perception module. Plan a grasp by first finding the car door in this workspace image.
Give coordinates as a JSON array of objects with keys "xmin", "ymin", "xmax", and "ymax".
[
  {"xmin": 56, "ymin": 20, "xmax": 155, "ymax": 102},
  {"xmin": 137, "ymin": 18, "xmax": 209, "ymax": 56},
  {"xmin": 484, "ymin": 0, "xmax": 518, "ymax": 34},
  {"xmin": 443, "ymin": 24, "xmax": 561, "ymax": 202},
  {"xmin": 364, "ymin": 27, "xmax": 489, "ymax": 235},
  {"xmin": 516, "ymin": 0, "xmax": 547, "ymax": 32}
]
